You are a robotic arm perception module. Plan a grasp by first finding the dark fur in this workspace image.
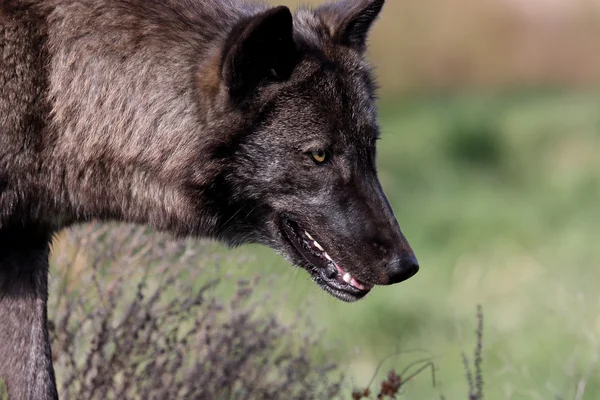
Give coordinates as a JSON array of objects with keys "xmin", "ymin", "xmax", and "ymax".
[{"xmin": 0, "ymin": 0, "xmax": 418, "ymax": 398}]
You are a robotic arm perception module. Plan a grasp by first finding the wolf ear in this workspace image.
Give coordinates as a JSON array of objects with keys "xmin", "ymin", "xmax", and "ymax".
[
  {"xmin": 317, "ymin": 0, "xmax": 384, "ymax": 52},
  {"xmin": 221, "ymin": 6, "xmax": 298, "ymax": 101}
]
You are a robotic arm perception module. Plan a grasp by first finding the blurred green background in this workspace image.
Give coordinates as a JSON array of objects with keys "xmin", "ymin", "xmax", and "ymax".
[
  {"xmin": 53, "ymin": 0, "xmax": 600, "ymax": 398},
  {"xmin": 261, "ymin": 0, "xmax": 600, "ymax": 398}
]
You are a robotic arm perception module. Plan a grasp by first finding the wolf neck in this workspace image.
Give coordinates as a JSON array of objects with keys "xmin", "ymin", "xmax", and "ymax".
[{"xmin": 37, "ymin": 1, "xmax": 257, "ymax": 235}]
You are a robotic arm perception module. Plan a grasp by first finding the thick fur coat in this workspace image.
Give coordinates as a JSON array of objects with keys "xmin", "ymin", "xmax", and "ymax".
[{"xmin": 0, "ymin": 1, "xmax": 418, "ymax": 398}]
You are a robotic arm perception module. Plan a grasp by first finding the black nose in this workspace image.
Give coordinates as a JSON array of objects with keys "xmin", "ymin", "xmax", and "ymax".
[{"xmin": 386, "ymin": 254, "xmax": 419, "ymax": 284}]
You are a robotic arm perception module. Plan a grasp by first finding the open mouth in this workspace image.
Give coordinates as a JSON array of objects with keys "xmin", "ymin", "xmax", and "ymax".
[{"xmin": 280, "ymin": 217, "xmax": 374, "ymax": 301}]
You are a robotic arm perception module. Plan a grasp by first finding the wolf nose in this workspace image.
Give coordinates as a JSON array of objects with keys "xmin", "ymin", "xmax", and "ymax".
[{"xmin": 386, "ymin": 254, "xmax": 419, "ymax": 284}]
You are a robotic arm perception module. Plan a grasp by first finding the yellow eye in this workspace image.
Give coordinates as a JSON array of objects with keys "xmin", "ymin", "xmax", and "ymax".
[{"xmin": 311, "ymin": 150, "xmax": 327, "ymax": 164}]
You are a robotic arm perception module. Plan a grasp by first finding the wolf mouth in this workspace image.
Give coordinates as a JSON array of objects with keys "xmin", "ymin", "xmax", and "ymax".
[{"xmin": 280, "ymin": 217, "xmax": 374, "ymax": 301}]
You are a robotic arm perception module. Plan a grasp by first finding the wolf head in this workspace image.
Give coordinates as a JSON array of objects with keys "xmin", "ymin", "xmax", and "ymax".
[{"xmin": 203, "ymin": 0, "xmax": 418, "ymax": 302}]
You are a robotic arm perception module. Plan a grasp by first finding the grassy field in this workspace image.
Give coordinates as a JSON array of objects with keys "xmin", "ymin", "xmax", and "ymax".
[{"xmin": 209, "ymin": 90, "xmax": 600, "ymax": 399}]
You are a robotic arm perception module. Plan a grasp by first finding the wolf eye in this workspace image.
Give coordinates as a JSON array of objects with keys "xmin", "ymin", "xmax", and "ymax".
[{"xmin": 310, "ymin": 150, "xmax": 328, "ymax": 164}]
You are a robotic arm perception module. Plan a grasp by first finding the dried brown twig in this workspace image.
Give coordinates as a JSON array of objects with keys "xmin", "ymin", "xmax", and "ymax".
[
  {"xmin": 351, "ymin": 350, "xmax": 438, "ymax": 399},
  {"xmin": 463, "ymin": 305, "xmax": 484, "ymax": 400},
  {"xmin": 352, "ymin": 306, "xmax": 485, "ymax": 400}
]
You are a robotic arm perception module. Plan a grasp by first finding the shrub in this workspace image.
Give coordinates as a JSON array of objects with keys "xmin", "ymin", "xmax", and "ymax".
[
  {"xmin": 444, "ymin": 111, "xmax": 505, "ymax": 170},
  {"xmin": 49, "ymin": 224, "xmax": 342, "ymax": 400},
  {"xmin": 48, "ymin": 224, "xmax": 487, "ymax": 399}
]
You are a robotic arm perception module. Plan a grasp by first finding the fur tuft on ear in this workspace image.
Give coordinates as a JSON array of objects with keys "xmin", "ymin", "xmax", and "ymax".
[
  {"xmin": 317, "ymin": 0, "xmax": 385, "ymax": 52},
  {"xmin": 221, "ymin": 6, "xmax": 298, "ymax": 101}
]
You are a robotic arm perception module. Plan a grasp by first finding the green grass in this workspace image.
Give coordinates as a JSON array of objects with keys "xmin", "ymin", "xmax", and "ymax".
[
  {"xmin": 0, "ymin": 378, "xmax": 7, "ymax": 400},
  {"xmin": 214, "ymin": 90, "xmax": 600, "ymax": 399}
]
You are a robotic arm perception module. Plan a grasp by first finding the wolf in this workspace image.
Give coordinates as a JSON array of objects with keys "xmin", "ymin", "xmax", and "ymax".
[{"xmin": 0, "ymin": 0, "xmax": 419, "ymax": 398}]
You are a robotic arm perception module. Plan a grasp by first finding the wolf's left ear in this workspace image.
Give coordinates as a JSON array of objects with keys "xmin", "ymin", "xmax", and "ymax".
[
  {"xmin": 221, "ymin": 6, "xmax": 298, "ymax": 101},
  {"xmin": 317, "ymin": 0, "xmax": 384, "ymax": 52}
]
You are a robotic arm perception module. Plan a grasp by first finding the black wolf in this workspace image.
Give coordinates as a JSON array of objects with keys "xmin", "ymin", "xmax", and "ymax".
[{"xmin": 0, "ymin": 0, "xmax": 418, "ymax": 398}]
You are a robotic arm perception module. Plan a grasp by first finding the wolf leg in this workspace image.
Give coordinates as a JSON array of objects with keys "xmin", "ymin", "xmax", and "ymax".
[{"xmin": 0, "ymin": 227, "xmax": 58, "ymax": 400}]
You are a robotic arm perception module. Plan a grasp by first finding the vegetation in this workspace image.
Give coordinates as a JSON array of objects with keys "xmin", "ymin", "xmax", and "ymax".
[
  {"xmin": 49, "ymin": 222, "xmax": 488, "ymax": 399},
  {"xmin": 49, "ymin": 224, "xmax": 344, "ymax": 399},
  {"xmin": 0, "ymin": 378, "xmax": 7, "ymax": 400}
]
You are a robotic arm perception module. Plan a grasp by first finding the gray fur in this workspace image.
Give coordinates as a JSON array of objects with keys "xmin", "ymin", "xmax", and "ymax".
[{"xmin": 1, "ymin": 1, "xmax": 417, "ymax": 398}]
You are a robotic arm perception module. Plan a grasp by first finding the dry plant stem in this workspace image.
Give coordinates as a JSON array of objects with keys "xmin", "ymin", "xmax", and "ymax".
[
  {"xmin": 364, "ymin": 349, "xmax": 436, "ymax": 390},
  {"xmin": 398, "ymin": 359, "xmax": 437, "ymax": 387},
  {"xmin": 463, "ymin": 305, "xmax": 484, "ymax": 400},
  {"xmin": 474, "ymin": 304, "xmax": 484, "ymax": 399},
  {"xmin": 463, "ymin": 353, "xmax": 475, "ymax": 396},
  {"xmin": 352, "ymin": 351, "xmax": 438, "ymax": 400}
]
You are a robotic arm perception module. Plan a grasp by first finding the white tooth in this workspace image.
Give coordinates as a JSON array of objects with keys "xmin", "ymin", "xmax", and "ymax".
[
  {"xmin": 304, "ymin": 231, "xmax": 314, "ymax": 241},
  {"xmin": 324, "ymin": 253, "xmax": 333, "ymax": 261},
  {"xmin": 343, "ymin": 273, "xmax": 352, "ymax": 283},
  {"xmin": 313, "ymin": 241, "xmax": 324, "ymax": 251}
]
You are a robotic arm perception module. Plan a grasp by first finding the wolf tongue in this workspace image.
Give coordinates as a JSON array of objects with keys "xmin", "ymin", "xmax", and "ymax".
[
  {"xmin": 336, "ymin": 263, "xmax": 368, "ymax": 290},
  {"xmin": 350, "ymin": 277, "xmax": 366, "ymax": 290},
  {"xmin": 329, "ymin": 259, "xmax": 369, "ymax": 291}
]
